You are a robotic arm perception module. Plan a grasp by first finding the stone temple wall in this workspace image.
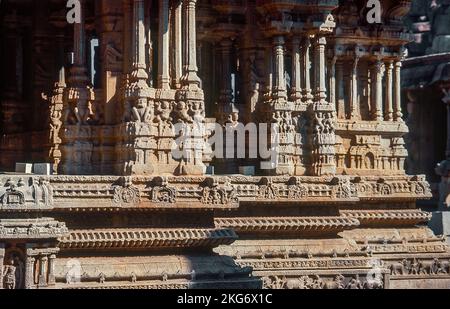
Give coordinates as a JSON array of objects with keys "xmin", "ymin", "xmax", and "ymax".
[
  {"xmin": 0, "ymin": 0, "xmax": 449, "ymax": 289},
  {"xmin": 402, "ymin": 0, "xmax": 450, "ymax": 239}
]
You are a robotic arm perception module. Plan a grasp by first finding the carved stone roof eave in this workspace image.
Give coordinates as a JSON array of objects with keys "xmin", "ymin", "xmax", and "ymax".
[
  {"xmin": 340, "ymin": 210, "xmax": 432, "ymax": 226},
  {"xmin": 59, "ymin": 228, "xmax": 238, "ymax": 251},
  {"xmin": 332, "ymin": 35, "xmax": 412, "ymax": 46},
  {"xmin": 215, "ymin": 217, "xmax": 360, "ymax": 233}
]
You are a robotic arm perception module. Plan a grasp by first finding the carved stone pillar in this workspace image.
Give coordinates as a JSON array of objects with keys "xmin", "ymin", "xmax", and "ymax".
[
  {"xmin": 158, "ymin": 0, "xmax": 171, "ymax": 89},
  {"xmin": 313, "ymin": 36, "xmax": 327, "ymax": 104},
  {"xmin": 119, "ymin": 0, "xmax": 156, "ymax": 175},
  {"xmin": 301, "ymin": 37, "xmax": 313, "ymax": 104},
  {"xmin": 349, "ymin": 57, "xmax": 359, "ymax": 119},
  {"xmin": 24, "ymin": 255, "xmax": 35, "ymax": 289},
  {"xmin": 385, "ymin": 61, "xmax": 394, "ymax": 121},
  {"xmin": 291, "ymin": 36, "xmax": 302, "ymax": 103},
  {"xmin": 268, "ymin": 34, "xmax": 295, "ymax": 175},
  {"xmin": 182, "ymin": 0, "xmax": 201, "ymax": 89},
  {"xmin": 173, "ymin": 0, "xmax": 183, "ymax": 88},
  {"xmin": 47, "ymin": 254, "xmax": 56, "ymax": 286},
  {"xmin": 372, "ymin": 60, "xmax": 384, "ymax": 121},
  {"xmin": 309, "ymin": 34, "xmax": 336, "ymax": 176},
  {"xmin": 123, "ymin": 0, "xmax": 132, "ymax": 76},
  {"xmin": 394, "ymin": 61, "xmax": 403, "ymax": 121},
  {"xmin": 272, "ymin": 36, "xmax": 287, "ymax": 101},
  {"xmin": 129, "ymin": 0, "xmax": 150, "ymax": 93},
  {"xmin": 217, "ymin": 39, "xmax": 234, "ymax": 125},
  {"xmin": 264, "ymin": 43, "xmax": 273, "ymax": 97},
  {"xmin": 62, "ymin": 0, "xmax": 95, "ymax": 175},
  {"xmin": 45, "ymin": 23, "xmax": 66, "ymax": 175},
  {"xmin": 70, "ymin": 0, "xmax": 90, "ymax": 90},
  {"xmin": 0, "ymin": 244, "xmax": 4, "ymax": 289},
  {"xmin": 328, "ymin": 56, "xmax": 337, "ymax": 107},
  {"xmin": 38, "ymin": 255, "xmax": 48, "ymax": 287},
  {"xmin": 335, "ymin": 59, "xmax": 345, "ymax": 119}
]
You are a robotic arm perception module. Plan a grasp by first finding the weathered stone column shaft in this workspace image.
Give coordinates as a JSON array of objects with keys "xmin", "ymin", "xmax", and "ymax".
[
  {"xmin": 313, "ymin": 36, "xmax": 327, "ymax": 103},
  {"xmin": 328, "ymin": 56, "xmax": 336, "ymax": 106},
  {"xmin": 335, "ymin": 60, "xmax": 345, "ymax": 118},
  {"xmin": 272, "ymin": 35, "xmax": 287, "ymax": 100},
  {"xmin": 349, "ymin": 57, "xmax": 359, "ymax": 119},
  {"xmin": 394, "ymin": 61, "xmax": 403, "ymax": 121},
  {"xmin": 158, "ymin": 0, "xmax": 170, "ymax": 89},
  {"xmin": 219, "ymin": 39, "xmax": 233, "ymax": 104},
  {"xmin": 38, "ymin": 256, "xmax": 48, "ymax": 286},
  {"xmin": 0, "ymin": 245, "xmax": 4, "ymax": 289},
  {"xmin": 372, "ymin": 61, "xmax": 384, "ymax": 121},
  {"xmin": 182, "ymin": 0, "xmax": 201, "ymax": 88},
  {"xmin": 265, "ymin": 43, "xmax": 273, "ymax": 96},
  {"xmin": 173, "ymin": 0, "xmax": 183, "ymax": 88},
  {"xmin": 291, "ymin": 37, "xmax": 302, "ymax": 101},
  {"xmin": 70, "ymin": 0, "xmax": 89, "ymax": 86},
  {"xmin": 25, "ymin": 253, "xmax": 36, "ymax": 289},
  {"xmin": 385, "ymin": 61, "xmax": 394, "ymax": 121},
  {"xmin": 131, "ymin": 0, "xmax": 149, "ymax": 82},
  {"xmin": 47, "ymin": 254, "xmax": 56, "ymax": 285},
  {"xmin": 301, "ymin": 37, "xmax": 313, "ymax": 103}
]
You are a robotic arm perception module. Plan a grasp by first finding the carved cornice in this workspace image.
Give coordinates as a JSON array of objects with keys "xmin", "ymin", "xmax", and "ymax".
[
  {"xmin": 0, "ymin": 218, "xmax": 68, "ymax": 240},
  {"xmin": 60, "ymin": 228, "xmax": 238, "ymax": 250},
  {"xmin": 336, "ymin": 119, "xmax": 409, "ymax": 135},
  {"xmin": 0, "ymin": 174, "xmax": 429, "ymax": 211},
  {"xmin": 340, "ymin": 210, "xmax": 432, "ymax": 225},
  {"xmin": 239, "ymin": 258, "xmax": 373, "ymax": 271},
  {"xmin": 215, "ymin": 216, "xmax": 360, "ymax": 233},
  {"xmin": 0, "ymin": 176, "xmax": 54, "ymax": 211}
]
